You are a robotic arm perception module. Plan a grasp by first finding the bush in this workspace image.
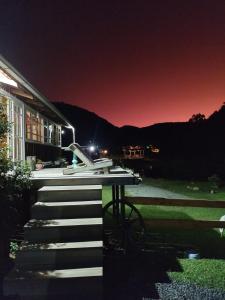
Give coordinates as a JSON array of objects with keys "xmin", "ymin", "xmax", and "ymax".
[
  {"xmin": 208, "ymin": 174, "xmax": 223, "ymax": 192},
  {"xmin": 0, "ymin": 101, "xmax": 32, "ymax": 259}
]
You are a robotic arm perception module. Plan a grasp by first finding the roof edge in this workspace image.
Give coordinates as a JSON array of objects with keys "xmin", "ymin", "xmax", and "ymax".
[{"xmin": 0, "ymin": 53, "xmax": 74, "ymax": 128}]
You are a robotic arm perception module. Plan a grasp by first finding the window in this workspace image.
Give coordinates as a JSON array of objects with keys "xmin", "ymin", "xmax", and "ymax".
[
  {"xmin": 13, "ymin": 102, "xmax": 23, "ymax": 160},
  {"xmin": 0, "ymin": 96, "xmax": 8, "ymax": 150},
  {"xmin": 26, "ymin": 111, "xmax": 31, "ymax": 139},
  {"xmin": 25, "ymin": 109, "xmax": 61, "ymax": 146},
  {"xmin": 1, "ymin": 94, "xmax": 24, "ymax": 161}
]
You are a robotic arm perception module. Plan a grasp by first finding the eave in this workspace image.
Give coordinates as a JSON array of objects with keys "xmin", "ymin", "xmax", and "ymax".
[{"xmin": 0, "ymin": 54, "xmax": 73, "ymax": 128}]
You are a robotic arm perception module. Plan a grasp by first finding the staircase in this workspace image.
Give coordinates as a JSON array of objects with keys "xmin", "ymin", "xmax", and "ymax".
[{"xmin": 4, "ymin": 185, "xmax": 103, "ymax": 300}]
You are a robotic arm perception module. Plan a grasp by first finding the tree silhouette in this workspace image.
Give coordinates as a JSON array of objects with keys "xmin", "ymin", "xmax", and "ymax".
[{"xmin": 189, "ymin": 113, "xmax": 206, "ymax": 123}]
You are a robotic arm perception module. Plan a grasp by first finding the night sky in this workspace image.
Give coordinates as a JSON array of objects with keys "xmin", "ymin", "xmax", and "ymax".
[{"xmin": 1, "ymin": 0, "xmax": 225, "ymax": 127}]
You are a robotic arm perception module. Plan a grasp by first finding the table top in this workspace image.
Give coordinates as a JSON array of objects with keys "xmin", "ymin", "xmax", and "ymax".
[{"xmin": 31, "ymin": 166, "xmax": 141, "ymax": 188}]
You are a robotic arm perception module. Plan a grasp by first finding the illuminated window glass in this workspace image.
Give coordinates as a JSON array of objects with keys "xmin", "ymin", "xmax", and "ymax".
[
  {"xmin": 26, "ymin": 111, "xmax": 31, "ymax": 139},
  {"xmin": 25, "ymin": 109, "xmax": 60, "ymax": 146}
]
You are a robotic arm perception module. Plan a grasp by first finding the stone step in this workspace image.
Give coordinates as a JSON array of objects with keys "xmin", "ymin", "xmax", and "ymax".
[
  {"xmin": 4, "ymin": 267, "xmax": 102, "ymax": 299},
  {"xmin": 32, "ymin": 200, "xmax": 102, "ymax": 219},
  {"xmin": 38, "ymin": 185, "xmax": 102, "ymax": 202},
  {"xmin": 24, "ymin": 218, "xmax": 103, "ymax": 243},
  {"xmin": 16, "ymin": 241, "xmax": 103, "ymax": 270}
]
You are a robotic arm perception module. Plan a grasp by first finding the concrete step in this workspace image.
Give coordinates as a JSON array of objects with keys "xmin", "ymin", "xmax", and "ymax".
[
  {"xmin": 38, "ymin": 185, "xmax": 102, "ymax": 202},
  {"xmin": 16, "ymin": 241, "xmax": 103, "ymax": 270},
  {"xmin": 4, "ymin": 267, "xmax": 102, "ymax": 299},
  {"xmin": 32, "ymin": 200, "xmax": 102, "ymax": 219},
  {"xmin": 24, "ymin": 218, "xmax": 103, "ymax": 243}
]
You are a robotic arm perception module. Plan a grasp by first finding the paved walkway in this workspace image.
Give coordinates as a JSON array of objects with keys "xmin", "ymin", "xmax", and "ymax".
[{"xmin": 125, "ymin": 183, "xmax": 192, "ymax": 199}]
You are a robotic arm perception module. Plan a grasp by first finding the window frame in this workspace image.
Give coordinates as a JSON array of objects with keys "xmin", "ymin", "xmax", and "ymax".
[{"xmin": 24, "ymin": 105, "xmax": 61, "ymax": 147}]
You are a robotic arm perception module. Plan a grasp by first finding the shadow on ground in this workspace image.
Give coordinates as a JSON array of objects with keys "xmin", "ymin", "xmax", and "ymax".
[
  {"xmin": 104, "ymin": 249, "xmax": 182, "ymax": 300},
  {"xmin": 0, "ymin": 259, "xmax": 19, "ymax": 300}
]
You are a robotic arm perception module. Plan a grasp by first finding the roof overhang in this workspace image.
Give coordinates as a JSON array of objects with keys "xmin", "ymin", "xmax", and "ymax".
[{"xmin": 0, "ymin": 54, "xmax": 74, "ymax": 128}]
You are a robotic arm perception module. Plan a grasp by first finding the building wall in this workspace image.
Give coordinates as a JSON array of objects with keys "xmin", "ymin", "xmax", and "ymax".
[
  {"xmin": 25, "ymin": 142, "xmax": 61, "ymax": 161},
  {"xmin": 0, "ymin": 87, "xmax": 62, "ymax": 162}
]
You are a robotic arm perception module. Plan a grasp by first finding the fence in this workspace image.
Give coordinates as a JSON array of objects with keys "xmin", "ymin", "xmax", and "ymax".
[{"xmin": 124, "ymin": 196, "xmax": 225, "ymax": 229}]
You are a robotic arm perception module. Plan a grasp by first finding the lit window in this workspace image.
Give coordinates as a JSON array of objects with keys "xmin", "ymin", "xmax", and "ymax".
[{"xmin": 25, "ymin": 109, "xmax": 61, "ymax": 146}]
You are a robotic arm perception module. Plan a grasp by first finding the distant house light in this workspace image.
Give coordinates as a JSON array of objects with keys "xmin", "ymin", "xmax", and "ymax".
[
  {"xmin": 122, "ymin": 145, "xmax": 145, "ymax": 159},
  {"xmin": 151, "ymin": 148, "xmax": 160, "ymax": 153},
  {"xmin": 0, "ymin": 69, "xmax": 18, "ymax": 87},
  {"xmin": 100, "ymin": 149, "xmax": 108, "ymax": 156}
]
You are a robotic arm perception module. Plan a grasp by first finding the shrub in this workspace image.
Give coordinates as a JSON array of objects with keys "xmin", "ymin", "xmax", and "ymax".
[
  {"xmin": 0, "ymin": 101, "xmax": 32, "ymax": 258},
  {"xmin": 208, "ymin": 174, "xmax": 222, "ymax": 192}
]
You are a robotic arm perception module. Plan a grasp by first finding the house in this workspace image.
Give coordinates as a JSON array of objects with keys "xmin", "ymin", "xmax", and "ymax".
[
  {"xmin": 122, "ymin": 145, "xmax": 145, "ymax": 159},
  {"xmin": 0, "ymin": 54, "xmax": 75, "ymax": 162}
]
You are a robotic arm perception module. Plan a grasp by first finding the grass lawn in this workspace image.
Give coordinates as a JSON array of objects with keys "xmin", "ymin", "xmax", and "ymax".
[
  {"xmin": 169, "ymin": 259, "xmax": 225, "ymax": 291},
  {"xmin": 137, "ymin": 178, "xmax": 225, "ymax": 257},
  {"xmin": 102, "ymin": 180, "xmax": 225, "ymax": 290},
  {"xmin": 143, "ymin": 177, "xmax": 225, "ymax": 200},
  {"xmin": 127, "ymin": 177, "xmax": 225, "ymax": 231},
  {"xmin": 102, "ymin": 186, "xmax": 113, "ymax": 206}
]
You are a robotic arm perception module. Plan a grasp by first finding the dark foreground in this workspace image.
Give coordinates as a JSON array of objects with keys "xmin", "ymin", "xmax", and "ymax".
[
  {"xmin": 104, "ymin": 250, "xmax": 225, "ymax": 300},
  {"xmin": 1, "ymin": 251, "xmax": 225, "ymax": 300}
]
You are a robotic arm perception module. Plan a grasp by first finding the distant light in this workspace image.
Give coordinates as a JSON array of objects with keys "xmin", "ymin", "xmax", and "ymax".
[
  {"xmin": 152, "ymin": 148, "xmax": 160, "ymax": 153},
  {"xmin": 89, "ymin": 145, "xmax": 95, "ymax": 152},
  {"xmin": 0, "ymin": 69, "xmax": 18, "ymax": 87},
  {"xmin": 101, "ymin": 149, "xmax": 108, "ymax": 155},
  {"xmin": 61, "ymin": 130, "xmax": 65, "ymax": 134}
]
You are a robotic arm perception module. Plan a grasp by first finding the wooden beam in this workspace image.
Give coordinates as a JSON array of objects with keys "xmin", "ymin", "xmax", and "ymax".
[
  {"xmin": 125, "ymin": 196, "xmax": 225, "ymax": 208},
  {"xmin": 10, "ymin": 86, "xmax": 33, "ymax": 99},
  {"xmin": 144, "ymin": 219, "xmax": 225, "ymax": 229}
]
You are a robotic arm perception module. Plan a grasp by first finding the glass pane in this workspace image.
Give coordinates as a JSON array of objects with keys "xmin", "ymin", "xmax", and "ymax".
[{"xmin": 26, "ymin": 111, "xmax": 31, "ymax": 139}]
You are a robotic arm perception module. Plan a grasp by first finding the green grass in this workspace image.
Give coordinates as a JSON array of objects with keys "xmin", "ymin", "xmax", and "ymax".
[
  {"xmin": 137, "ymin": 204, "xmax": 224, "ymax": 221},
  {"xmin": 144, "ymin": 177, "xmax": 225, "ymax": 200},
  {"xmin": 136, "ymin": 179, "xmax": 225, "ymax": 258},
  {"xmin": 126, "ymin": 177, "xmax": 225, "ymax": 237},
  {"xmin": 102, "ymin": 181, "xmax": 225, "ymax": 290},
  {"xmin": 102, "ymin": 183, "xmax": 225, "ymax": 249},
  {"xmin": 169, "ymin": 259, "xmax": 225, "ymax": 290},
  {"xmin": 140, "ymin": 179, "xmax": 225, "ymax": 289},
  {"xmin": 102, "ymin": 186, "xmax": 113, "ymax": 206}
]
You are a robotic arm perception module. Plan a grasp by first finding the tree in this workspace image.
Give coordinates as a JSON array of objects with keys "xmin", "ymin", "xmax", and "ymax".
[{"xmin": 189, "ymin": 113, "xmax": 206, "ymax": 123}]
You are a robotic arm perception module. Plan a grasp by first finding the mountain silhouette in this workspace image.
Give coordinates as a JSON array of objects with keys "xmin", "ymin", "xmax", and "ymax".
[
  {"xmin": 53, "ymin": 102, "xmax": 189, "ymax": 151},
  {"xmin": 53, "ymin": 102, "xmax": 118, "ymax": 149},
  {"xmin": 53, "ymin": 101, "xmax": 225, "ymax": 178},
  {"xmin": 53, "ymin": 101, "xmax": 225, "ymax": 158}
]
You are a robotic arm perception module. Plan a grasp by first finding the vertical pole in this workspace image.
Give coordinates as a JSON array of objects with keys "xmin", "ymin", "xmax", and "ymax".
[
  {"xmin": 72, "ymin": 152, "xmax": 78, "ymax": 168},
  {"xmin": 120, "ymin": 185, "xmax": 125, "ymax": 200},
  {"xmin": 120, "ymin": 185, "xmax": 125, "ymax": 219},
  {"xmin": 11, "ymin": 100, "xmax": 15, "ymax": 161},
  {"xmin": 112, "ymin": 184, "xmax": 116, "ymax": 216},
  {"xmin": 115, "ymin": 185, "xmax": 120, "ymax": 222},
  {"xmin": 21, "ymin": 103, "xmax": 25, "ymax": 161}
]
